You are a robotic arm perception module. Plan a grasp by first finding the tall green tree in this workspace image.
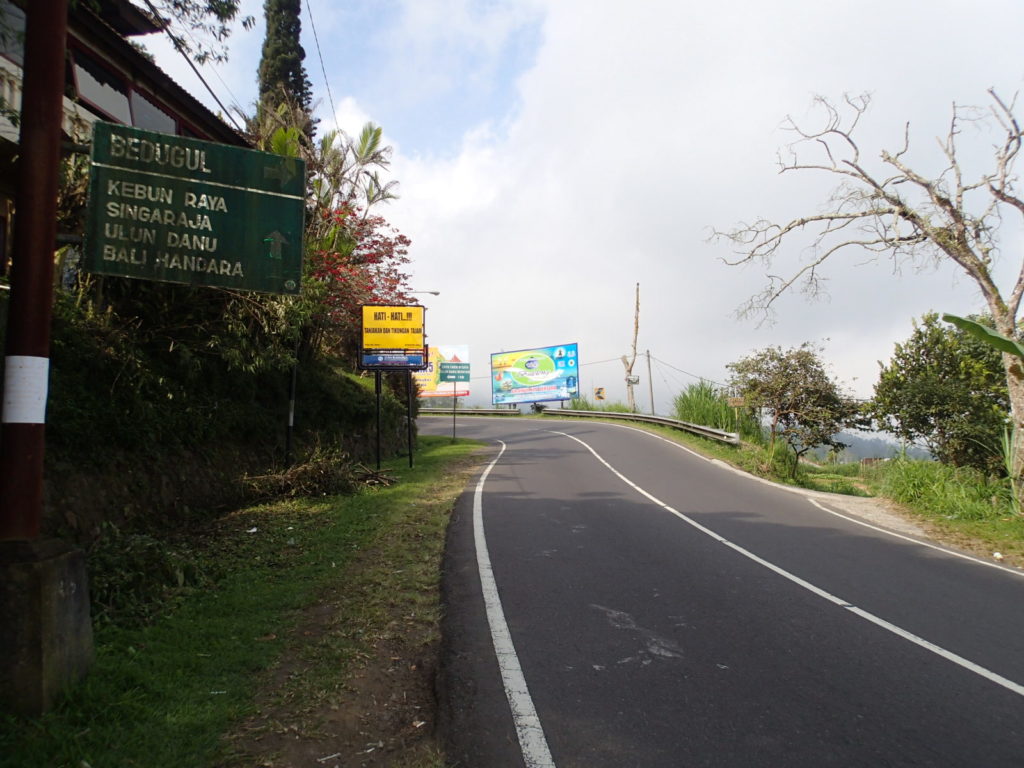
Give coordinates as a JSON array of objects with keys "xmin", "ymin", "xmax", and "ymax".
[
  {"xmin": 257, "ymin": 0, "xmax": 313, "ymax": 138},
  {"xmin": 728, "ymin": 343, "xmax": 863, "ymax": 478},
  {"xmin": 872, "ymin": 313, "xmax": 1009, "ymax": 473}
]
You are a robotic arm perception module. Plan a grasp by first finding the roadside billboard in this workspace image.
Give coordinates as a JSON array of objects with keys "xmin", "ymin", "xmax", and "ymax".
[
  {"xmin": 490, "ymin": 343, "xmax": 580, "ymax": 405},
  {"xmin": 359, "ymin": 304, "xmax": 427, "ymax": 370},
  {"xmin": 413, "ymin": 345, "xmax": 471, "ymax": 397}
]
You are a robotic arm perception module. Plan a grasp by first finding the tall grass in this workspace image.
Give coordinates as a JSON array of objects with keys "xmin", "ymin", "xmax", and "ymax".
[
  {"xmin": 672, "ymin": 381, "xmax": 764, "ymax": 444},
  {"xmin": 570, "ymin": 396, "xmax": 636, "ymax": 413},
  {"xmin": 867, "ymin": 456, "xmax": 1015, "ymax": 521}
]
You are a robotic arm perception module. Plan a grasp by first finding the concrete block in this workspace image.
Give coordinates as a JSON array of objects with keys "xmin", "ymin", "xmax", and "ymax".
[{"xmin": 0, "ymin": 539, "xmax": 94, "ymax": 715}]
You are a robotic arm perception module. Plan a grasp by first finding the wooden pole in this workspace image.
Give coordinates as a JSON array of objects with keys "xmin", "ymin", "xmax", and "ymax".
[{"xmin": 0, "ymin": 0, "xmax": 69, "ymax": 540}]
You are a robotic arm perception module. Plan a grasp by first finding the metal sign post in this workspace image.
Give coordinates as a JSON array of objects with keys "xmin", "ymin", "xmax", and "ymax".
[
  {"xmin": 438, "ymin": 361, "xmax": 470, "ymax": 443},
  {"xmin": 359, "ymin": 305, "xmax": 427, "ymax": 471},
  {"xmin": 406, "ymin": 370, "xmax": 414, "ymax": 468}
]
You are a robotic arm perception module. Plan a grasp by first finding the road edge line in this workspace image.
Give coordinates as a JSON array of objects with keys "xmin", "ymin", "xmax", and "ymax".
[{"xmin": 474, "ymin": 441, "xmax": 557, "ymax": 768}]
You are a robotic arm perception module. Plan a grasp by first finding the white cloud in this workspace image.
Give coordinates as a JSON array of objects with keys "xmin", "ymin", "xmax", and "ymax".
[
  {"xmin": 381, "ymin": 0, "xmax": 1024, "ymax": 409},
  {"xmin": 137, "ymin": 0, "xmax": 1024, "ymax": 411}
]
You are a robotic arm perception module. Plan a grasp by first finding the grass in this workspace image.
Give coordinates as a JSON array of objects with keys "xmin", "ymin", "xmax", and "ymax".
[
  {"xmin": 0, "ymin": 436, "xmax": 481, "ymax": 768},
  {"xmin": 672, "ymin": 380, "xmax": 764, "ymax": 443},
  {"xmin": 569, "ymin": 396, "xmax": 636, "ymax": 413}
]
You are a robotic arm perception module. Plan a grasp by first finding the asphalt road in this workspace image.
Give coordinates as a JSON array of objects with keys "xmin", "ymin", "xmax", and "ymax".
[{"xmin": 420, "ymin": 416, "xmax": 1024, "ymax": 767}]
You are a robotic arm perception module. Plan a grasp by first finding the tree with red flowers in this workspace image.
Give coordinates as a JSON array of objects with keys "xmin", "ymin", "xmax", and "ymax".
[{"xmin": 306, "ymin": 202, "xmax": 412, "ymax": 355}]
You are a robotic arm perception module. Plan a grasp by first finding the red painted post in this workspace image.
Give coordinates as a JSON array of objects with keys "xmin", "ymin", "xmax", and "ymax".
[{"xmin": 0, "ymin": 0, "xmax": 69, "ymax": 540}]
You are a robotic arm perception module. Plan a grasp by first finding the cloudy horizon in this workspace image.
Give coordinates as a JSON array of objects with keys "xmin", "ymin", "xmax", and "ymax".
[{"xmin": 141, "ymin": 0, "xmax": 1024, "ymax": 411}]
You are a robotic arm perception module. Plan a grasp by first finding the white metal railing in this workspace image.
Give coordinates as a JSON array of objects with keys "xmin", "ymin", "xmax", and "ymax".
[
  {"xmin": 419, "ymin": 407, "xmax": 522, "ymax": 417},
  {"xmin": 540, "ymin": 408, "xmax": 739, "ymax": 445}
]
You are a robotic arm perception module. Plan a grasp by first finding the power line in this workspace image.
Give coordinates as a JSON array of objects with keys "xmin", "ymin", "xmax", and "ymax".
[
  {"xmin": 173, "ymin": 22, "xmax": 246, "ymax": 118},
  {"xmin": 304, "ymin": 0, "xmax": 337, "ymax": 130},
  {"xmin": 139, "ymin": 0, "xmax": 246, "ymax": 133},
  {"xmin": 650, "ymin": 355, "xmax": 727, "ymax": 389}
]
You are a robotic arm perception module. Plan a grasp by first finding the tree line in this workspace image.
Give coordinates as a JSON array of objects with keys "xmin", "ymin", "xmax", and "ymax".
[{"xmin": 720, "ymin": 312, "xmax": 1011, "ymax": 479}]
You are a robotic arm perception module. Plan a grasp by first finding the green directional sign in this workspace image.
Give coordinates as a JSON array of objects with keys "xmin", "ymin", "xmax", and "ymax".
[
  {"xmin": 439, "ymin": 362, "xmax": 471, "ymax": 382},
  {"xmin": 83, "ymin": 122, "xmax": 306, "ymax": 294}
]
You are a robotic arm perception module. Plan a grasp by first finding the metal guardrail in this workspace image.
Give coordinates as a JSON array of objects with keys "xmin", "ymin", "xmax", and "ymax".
[
  {"xmin": 540, "ymin": 408, "xmax": 740, "ymax": 445},
  {"xmin": 419, "ymin": 408, "xmax": 522, "ymax": 417}
]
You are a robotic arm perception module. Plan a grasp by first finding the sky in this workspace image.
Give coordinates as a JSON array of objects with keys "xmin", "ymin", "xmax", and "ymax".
[{"xmin": 141, "ymin": 0, "xmax": 1024, "ymax": 412}]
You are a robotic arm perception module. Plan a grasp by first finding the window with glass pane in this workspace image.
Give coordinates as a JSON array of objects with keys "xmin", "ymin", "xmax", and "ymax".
[
  {"xmin": 0, "ymin": 1, "xmax": 25, "ymax": 66},
  {"xmin": 73, "ymin": 51, "xmax": 131, "ymax": 124},
  {"xmin": 130, "ymin": 89, "xmax": 176, "ymax": 134}
]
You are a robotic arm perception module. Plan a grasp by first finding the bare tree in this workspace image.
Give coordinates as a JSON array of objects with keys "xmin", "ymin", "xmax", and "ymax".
[{"xmin": 713, "ymin": 91, "xmax": 1024, "ymax": 477}]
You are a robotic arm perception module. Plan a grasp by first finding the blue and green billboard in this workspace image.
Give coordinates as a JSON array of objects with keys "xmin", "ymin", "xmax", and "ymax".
[{"xmin": 490, "ymin": 343, "xmax": 580, "ymax": 405}]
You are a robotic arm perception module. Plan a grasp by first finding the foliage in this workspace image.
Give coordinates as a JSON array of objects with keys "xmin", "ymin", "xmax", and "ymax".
[
  {"xmin": 243, "ymin": 104, "xmax": 411, "ymax": 360},
  {"xmin": 672, "ymin": 379, "xmax": 764, "ymax": 443},
  {"xmin": 569, "ymin": 396, "xmax": 635, "ymax": 413},
  {"xmin": 871, "ymin": 313, "xmax": 1009, "ymax": 473},
  {"xmin": 727, "ymin": 343, "xmax": 864, "ymax": 477},
  {"xmin": 868, "ymin": 455, "xmax": 1015, "ymax": 522},
  {"xmin": 306, "ymin": 202, "xmax": 412, "ymax": 356},
  {"xmin": 86, "ymin": 522, "xmax": 209, "ymax": 626},
  {"xmin": 241, "ymin": 443, "xmax": 357, "ymax": 501},
  {"xmin": 943, "ymin": 313, "xmax": 1024, "ymax": 359},
  {"xmin": 140, "ymin": 0, "xmax": 255, "ymax": 65},
  {"xmin": 257, "ymin": 0, "xmax": 313, "ymax": 138}
]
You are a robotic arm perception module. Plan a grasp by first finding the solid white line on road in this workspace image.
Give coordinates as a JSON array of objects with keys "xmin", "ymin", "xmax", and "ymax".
[
  {"xmin": 589, "ymin": 419, "xmax": 1024, "ymax": 579},
  {"xmin": 806, "ymin": 497, "xmax": 1024, "ymax": 578},
  {"xmin": 474, "ymin": 441, "xmax": 557, "ymax": 768},
  {"xmin": 550, "ymin": 430, "xmax": 1024, "ymax": 699}
]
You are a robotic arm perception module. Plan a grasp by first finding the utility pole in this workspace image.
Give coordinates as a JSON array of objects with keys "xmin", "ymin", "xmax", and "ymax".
[
  {"xmin": 0, "ymin": 0, "xmax": 94, "ymax": 716},
  {"xmin": 646, "ymin": 349, "xmax": 655, "ymax": 415},
  {"xmin": 621, "ymin": 282, "xmax": 639, "ymax": 411},
  {"xmin": 0, "ymin": 0, "xmax": 67, "ymax": 537}
]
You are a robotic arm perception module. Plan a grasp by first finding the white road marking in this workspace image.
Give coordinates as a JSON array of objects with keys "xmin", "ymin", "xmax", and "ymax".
[
  {"xmin": 474, "ymin": 441, "xmax": 556, "ymax": 768},
  {"xmin": 806, "ymin": 497, "xmax": 1024, "ymax": 578},
  {"xmin": 574, "ymin": 419, "xmax": 1024, "ymax": 578},
  {"xmin": 550, "ymin": 430, "xmax": 1024, "ymax": 699}
]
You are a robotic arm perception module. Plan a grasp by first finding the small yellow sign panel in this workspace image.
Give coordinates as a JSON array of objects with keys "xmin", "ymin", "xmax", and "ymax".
[{"xmin": 361, "ymin": 305, "xmax": 425, "ymax": 350}]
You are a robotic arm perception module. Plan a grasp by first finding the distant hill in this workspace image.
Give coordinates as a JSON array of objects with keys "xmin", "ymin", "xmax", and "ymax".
[{"xmin": 809, "ymin": 432, "xmax": 932, "ymax": 463}]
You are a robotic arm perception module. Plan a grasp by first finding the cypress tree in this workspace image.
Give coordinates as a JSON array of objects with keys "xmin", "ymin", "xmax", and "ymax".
[{"xmin": 257, "ymin": 0, "xmax": 314, "ymax": 137}]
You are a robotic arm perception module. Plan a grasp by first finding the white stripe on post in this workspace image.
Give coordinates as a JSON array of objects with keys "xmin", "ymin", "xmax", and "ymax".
[{"xmin": 2, "ymin": 355, "xmax": 50, "ymax": 424}]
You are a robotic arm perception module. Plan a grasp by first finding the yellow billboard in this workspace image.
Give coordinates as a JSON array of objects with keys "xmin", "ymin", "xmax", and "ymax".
[{"xmin": 359, "ymin": 305, "xmax": 427, "ymax": 369}]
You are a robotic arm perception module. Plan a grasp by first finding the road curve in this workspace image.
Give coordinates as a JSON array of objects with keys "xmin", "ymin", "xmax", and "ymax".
[{"xmin": 421, "ymin": 416, "xmax": 1024, "ymax": 767}]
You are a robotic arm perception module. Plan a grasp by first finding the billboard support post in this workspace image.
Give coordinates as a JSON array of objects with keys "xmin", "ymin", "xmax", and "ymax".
[
  {"xmin": 358, "ymin": 304, "xmax": 428, "ymax": 471},
  {"xmin": 374, "ymin": 371, "xmax": 382, "ymax": 470},
  {"xmin": 452, "ymin": 381, "xmax": 457, "ymax": 443},
  {"xmin": 407, "ymin": 370, "xmax": 414, "ymax": 469}
]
